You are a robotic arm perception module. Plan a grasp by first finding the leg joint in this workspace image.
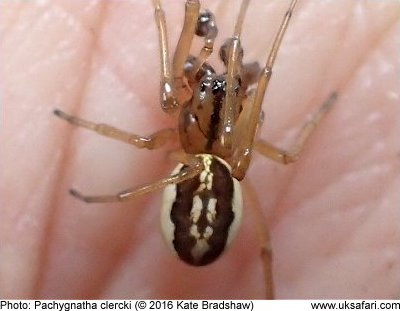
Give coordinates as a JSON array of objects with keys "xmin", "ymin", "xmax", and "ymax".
[{"xmin": 263, "ymin": 66, "xmax": 272, "ymax": 77}]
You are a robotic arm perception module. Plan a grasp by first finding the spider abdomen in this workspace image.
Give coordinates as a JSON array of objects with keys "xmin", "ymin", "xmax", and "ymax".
[{"xmin": 161, "ymin": 154, "xmax": 243, "ymax": 266}]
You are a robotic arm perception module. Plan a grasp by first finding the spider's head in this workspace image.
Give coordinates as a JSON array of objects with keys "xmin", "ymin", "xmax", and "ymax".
[{"xmin": 191, "ymin": 74, "xmax": 242, "ymax": 139}]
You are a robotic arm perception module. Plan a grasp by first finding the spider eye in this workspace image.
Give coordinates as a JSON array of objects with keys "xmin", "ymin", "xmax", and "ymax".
[
  {"xmin": 211, "ymin": 79, "xmax": 226, "ymax": 95},
  {"xmin": 199, "ymin": 81, "xmax": 211, "ymax": 101},
  {"xmin": 200, "ymin": 82, "xmax": 208, "ymax": 93}
]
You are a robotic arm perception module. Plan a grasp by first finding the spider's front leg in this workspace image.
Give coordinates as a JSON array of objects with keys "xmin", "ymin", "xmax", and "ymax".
[
  {"xmin": 231, "ymin": 0, "xmax": 299, "ymax": 180},
  {"xmin": 53, "ymin": 109, "xmax": 177, "ymax": 150},
  {"xmin": 154, "ymin": 0, "xmax": 223, "ymax": 112},
  {"xmin": 219, "ymin": 0, "xmax": 250, "ymax": 150},
  {"xmin": 187, "ymin": 9, "xmax": 218, "ymax": 81},
  {"xmin": 153, "ymin": 0, "xmax": 200, "ymax": 113}
]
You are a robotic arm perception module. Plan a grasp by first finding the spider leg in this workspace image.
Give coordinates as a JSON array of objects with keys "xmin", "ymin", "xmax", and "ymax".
[
  {"xmin": 70, "ymin": 154, "xmax": 203, "ymax": 203},
  {"xmin": 53, "ymin": 109, "xmax": 177, "ymax": 150},
  {"xmin": 188, "ymin": 10, "xmax": 218, "ymax": 80},
  {"xmin": 219, "ymin": 0, "xmax": 250, "ymax": 150},
  {"xmin": 243, "ymin": 179, "xmax": 274, "ymax": 299},
  {"xmin": 231, "ymin": 0, "xmax": 299, "ymax": 180},
  {"xmin": 153, "ymin": 0, "xmax": 200, "ymax": 113},
  {"xmin": 255, "ymin": 93, "xmax": 337, "ymax": 164}
]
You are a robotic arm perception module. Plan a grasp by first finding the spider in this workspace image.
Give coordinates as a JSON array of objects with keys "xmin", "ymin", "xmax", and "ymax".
[{"xmin": 54, "ymin": 0, "xmax": 336, "ymax": 299}]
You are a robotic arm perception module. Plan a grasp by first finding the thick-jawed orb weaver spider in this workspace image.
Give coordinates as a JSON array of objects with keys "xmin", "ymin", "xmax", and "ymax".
[{"xmin": 54, "ymin": 0, "xmax": 336, "ymax": 298}]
